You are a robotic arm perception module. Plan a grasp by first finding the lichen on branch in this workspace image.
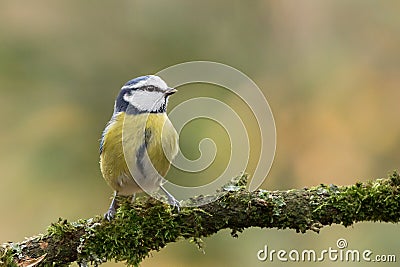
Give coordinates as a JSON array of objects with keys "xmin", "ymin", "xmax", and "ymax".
[{"xmin": 1, "ymin": 171, "xmax": 400, "ymax": 266}]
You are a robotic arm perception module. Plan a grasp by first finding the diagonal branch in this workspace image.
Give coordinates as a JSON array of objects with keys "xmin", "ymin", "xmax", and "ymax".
[{"xmin": 1, "ymin": 171, "xmax": 400, "ymax": 266}]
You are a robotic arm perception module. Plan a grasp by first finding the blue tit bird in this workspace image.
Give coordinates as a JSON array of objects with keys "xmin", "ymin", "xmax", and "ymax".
[{"xmin": 100, "ymin": 75, "xmax": 179, "ymax": 220}]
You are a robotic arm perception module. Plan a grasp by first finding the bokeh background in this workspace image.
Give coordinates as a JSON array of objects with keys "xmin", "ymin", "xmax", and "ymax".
[{"xmin": 1, "ymin": 1, "xmax": 400, "ymax": 266}]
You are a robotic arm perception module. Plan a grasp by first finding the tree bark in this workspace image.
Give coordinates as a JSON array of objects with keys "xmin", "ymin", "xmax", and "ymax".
[{"xmin": 1, "ymin": 171, "xmax": 400, "ymax": 266}]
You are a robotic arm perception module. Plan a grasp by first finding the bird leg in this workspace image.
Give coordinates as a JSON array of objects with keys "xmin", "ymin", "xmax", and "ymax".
[
  {"xmin": 160, "ymin": 185, "xmax": 181, "ymax": 212},
  {"xmin": 104, "ymin": 191, "xmax": 118, "ymax": 221},
  {"xmin": 130, "ymin": 193, "xmax": 136, "ymax": 204}
]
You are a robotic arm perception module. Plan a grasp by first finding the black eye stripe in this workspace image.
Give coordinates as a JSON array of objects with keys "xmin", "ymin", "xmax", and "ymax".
[{"xmin": 139, "ymin": 85, "xmax": 164, "ymax": 93}]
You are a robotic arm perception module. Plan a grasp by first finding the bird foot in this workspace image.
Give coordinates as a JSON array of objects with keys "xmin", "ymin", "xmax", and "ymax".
[
  {"xmin": 104, "ymin": 206, "xmax": 116, "ymax": 221},
  {"xmin": 160, "ymin": 185, "xmax": 181, "ymax": 212},
  {"xmin": 104, "ymin": 192, "xmax": 118, "ymax": 221},
  {"xmin": 167, "ymin": 195, "xmax": 181, "ymax": 213}
]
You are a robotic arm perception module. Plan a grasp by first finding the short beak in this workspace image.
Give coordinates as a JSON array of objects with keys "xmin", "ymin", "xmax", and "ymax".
[{"xmin": 165, "ymin": 88, "xmax": 177, "ymax": 96}]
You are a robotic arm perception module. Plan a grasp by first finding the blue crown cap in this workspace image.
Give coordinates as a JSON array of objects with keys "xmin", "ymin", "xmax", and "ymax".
[{"xmin": 123, "ymin": 75, "xmax": 149, "ymax": 87}]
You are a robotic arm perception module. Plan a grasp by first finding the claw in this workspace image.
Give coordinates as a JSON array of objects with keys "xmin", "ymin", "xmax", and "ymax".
[
  {"xmin": 160, "ymin": 185, "xmax": 181, "ymax": 212},
  {"xmin": 104, "ymin": 207, "xmax": 116, "ymax": 221},
  {"xmin": 104, "ymin": 192, "xmax": 118, "ymax": 221}
]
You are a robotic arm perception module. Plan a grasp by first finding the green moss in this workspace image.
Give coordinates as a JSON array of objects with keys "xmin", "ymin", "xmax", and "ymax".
[
  {"xmin": 89, "ymin": 176, "xmax": 249, "ymax": 255},
  {"xmin": 0, "ymin": 246, "xmax": 18, "ymax": 267},
  {"xmin": 4, "ymin": 171, "xmax": 400, "ymax": 266},
  {"xmin": 47, "ymin": 218, "xmax": 75, "ymax": 237},
  {"xmin": 79, "ymin": 197, "xmax": 184, "ymax": 266},
  {"xmin": 389, "ymin": 170, "xmax": 400, "ymax": 186},
  {"xmin": 310, "ymin": 170, "xmax": 400, "ymax": 227}
]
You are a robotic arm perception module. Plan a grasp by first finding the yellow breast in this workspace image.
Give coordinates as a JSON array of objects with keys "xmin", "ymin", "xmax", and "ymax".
[{"xmin": 100, "ymin": 112, "xmax": 178, "ymax": 195}]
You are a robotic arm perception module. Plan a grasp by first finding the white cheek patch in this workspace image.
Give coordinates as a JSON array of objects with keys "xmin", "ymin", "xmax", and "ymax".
[{"xmin": 123, "ymin": 91, "xmax": 165, "ymax": 112}]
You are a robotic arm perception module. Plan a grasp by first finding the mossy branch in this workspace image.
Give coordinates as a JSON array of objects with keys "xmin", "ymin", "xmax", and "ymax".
[{"xmin": 2, "ymin": 171, "xmax": 400, "ymax": 266}]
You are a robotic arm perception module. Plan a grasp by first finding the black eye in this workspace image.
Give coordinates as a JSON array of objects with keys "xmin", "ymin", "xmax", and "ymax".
[{"xmin": 146, "ymin": 86, "xmax": 155, "ymax": 92}]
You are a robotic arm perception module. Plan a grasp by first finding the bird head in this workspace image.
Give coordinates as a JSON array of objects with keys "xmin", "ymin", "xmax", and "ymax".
[{"xmin": 114, "ymin": 75, "xmax": 177, "ymax": 114}]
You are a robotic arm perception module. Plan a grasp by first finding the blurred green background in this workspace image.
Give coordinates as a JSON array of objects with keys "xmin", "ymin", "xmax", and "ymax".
[{"xmin": 1, "ymin": 1, "xmax": 400, "ymax": 266}]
